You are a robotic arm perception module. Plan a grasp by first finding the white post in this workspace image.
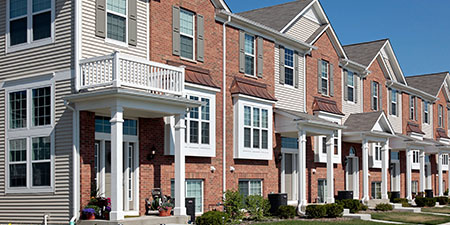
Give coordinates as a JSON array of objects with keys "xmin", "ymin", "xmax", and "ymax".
[
  {"xmin": 406, "ymin": 148, "xmax": 412, "ymax": 200},
  {"xmin": 448, "ymin": 159, "xmax": 450, "ymax": 196},
  {"xmin": 419, "ymin": 151, "xmax": 425, "ymax": 193},
  {"xmin": 174, "ymin": 114, "xmax": 186, "ymax": 216},
  {"xmin": 381, "ymin": 141, "xmax": 389, "ymax": 200},
  {"xmin": 439, "ymin": 152, "xmax": 444, "ymax": 196},
  {"xmin": 362, "ymin": 138, "xmax": 369, "ymax": 202},
  {"xmin": 298, "ymin": 130, "xmax": 307, "ymax": 210},
  {"xmin": 110, "ymin": 106, "xmax": 124, "ymax": 221},
  {"xmin": 326, "ymin": 132, "xmax": 335, "ymax": 203}
]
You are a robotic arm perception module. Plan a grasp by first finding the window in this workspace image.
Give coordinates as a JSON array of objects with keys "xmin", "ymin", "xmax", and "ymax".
[
  {"xmin": 106, "ymin": 0, "xmax": 127, "ymax": 43},
  {"xmin": 411, "ymin": 181, "xmax": 418, "ymax": 195},
  {"xmin": 32, "ymin": 87, "xmax": 51, "ymax": 126},
  {"xmin": 409, "ymin": 96, "xmax": 415, "ymax": 120},
  {"xmin": 443, "ymin": 154, "xmax": 449, "ymax": 166},
  {"xmin": 412, "ymin": 150, "xmax": 419, "ymax": 164},
  {"xmin": 281, "ymin": 137, "xmax": 298, "ymax": 149},
  {"xmin": 424, "ymin": 101, "xmax": 430, "ymax": 124},
  {"xmin": 333, "ymin": 131, "xmax": 339, "ymax": 155},
  {"xmin": 371, "ymin": 181, "xmax": 381, "ymax": 199},
  {"xmin": 186, "ymin": 180, "xmax": 203, "ymax": 213},
  {"xmin": 239, "ymin": 179, "xmax": 262, "ymax": 198},
  {"xmin": 95, "ymin": 116, "xmax": 138, "ymax": 136},
  {"xmin": 322, "ymin": 136, "xmax": 327, "ymax": 154},
  {"xmin": 372, "ymin": 82, "xmax": 379, "ymax": 111},
  {"xmin": 8, "ymin": 0, "xmax": 53, "ymax": 49},
  {"xmin": 243, "ymin": 106, "xmax": 269, "ymax": 149},
  {"xmin": 9, "ymin": 90, "xmax": 27, "ymax": 129},
  {"xmin": 180, "ymin": 9, "xmax": 195, "ymax": 59},
  {"xmin": 346, "ymin": 70, "xmax": 355, "ymax": 102},
  {"xmin": 391, "ymin": 89, "xmax": 398, "ymax": 116},
  {"xmin": 317, "ymin": 179, "xmax": 327, "ymax": 203},
  {"xmin": 373, "ymin": 143, "xmax": 382, "ymax": 161},
  {"xmin": 320, "ymin": 60, "xmax": 329, "ymax": 95},
  {"xmin": 186, "ymin": 95, "xmax": 211, "ymax": 145},
  {"xmin": 244, "ymin": 34, "xmax": 255, "ymax": 76},
  {"xmin": 284, "ymin": 48, "xmax": 294, "ymax": 86},
  {"xmin": 391, "ymin": 151, "xmax": 399, "ymax": 161},
  {"xmin": 439, "ymin": 104, "xmax": 444, "ymax": 128}
]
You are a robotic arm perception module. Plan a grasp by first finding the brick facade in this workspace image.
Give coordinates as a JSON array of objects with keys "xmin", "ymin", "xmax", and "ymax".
[{"xmin": 79, "ymin": 111, "xmax": 96, "ymax": 209}]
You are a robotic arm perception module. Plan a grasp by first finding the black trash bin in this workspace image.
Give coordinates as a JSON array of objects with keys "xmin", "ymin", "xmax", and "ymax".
[
  {"xmin": 337, "ymin": 191, "xmax": 353, "ymax": 200},
  {"xmin": 425, "ymin": 189, "xmax": 434, "ymax": 198},
  {"xmin": 185, "ymin": 198, "xmax": 196, "ymax": 223},
  {"xmin": 268, "ymin": 193, "xmax": 287, "ymax": 215},
  {"xmin": 390, "ymin": 191, "xmax": 400, "ymax": 202}
]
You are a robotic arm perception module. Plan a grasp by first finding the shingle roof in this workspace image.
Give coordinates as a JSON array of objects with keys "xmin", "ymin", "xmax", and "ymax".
[
  {"xmin": 230, "ymin": 76, "xmax": 277, "ymax": 101},
  {"xmin": 344, "ymin": 111, "xmax": 383, "ymax": 132},
  {"xmin": 236, "ymin": 0, "xmax": 314, "ymax": 31},
  {"xmin": 406, "ymin": 122, "xmax": 425, "ymax": 135},
  {"xmin": 305, "ymin": 24, "xmax": 328, "ymax": 44},
  {"xmin": 342, "ymin": 39, "xmax": 388, "ymax": 67},
  {"xmin": 405, "ymin": 72, "xmax": 448, "ymax": 97}
]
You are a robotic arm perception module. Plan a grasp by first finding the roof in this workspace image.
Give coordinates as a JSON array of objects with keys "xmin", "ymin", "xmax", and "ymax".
[
  {"xmin": 236, "ymin": 0, "xmax": 314, "ymax": 31},
  {"xmin": 343, "ymin": 39, "xmax": 388, "ymax": 67},
  {"xmin": 276, "ymin": 108, "xmax": 344, "ymax": 129},
  {"xmin": 312, "ymin": 97, "xmax": 344, "ymax": 115},
  {"xmin": 305, "ymin": 24, "xmax": 328, "ymax": 44},
  {"xmin": 166, "ymin": 60, "xmax": 220, "ymax": 89},
  {"xmin": 405, "ymin": 72, "xmax": 448, "ymax": 97},
  {"xmin": 344, "ymin": 111, "xmax": 383, "ymax": 132},
  {"xmin": 406, "ymin": 122, "xmax": 425, "ymax": 135},
  {"xmin": 436, "ymin": 128, "xmax": 449, "ymax": 139},
  {"xmin": 230, "ymin": 76, "xmax": 277, "ymax": 101}
]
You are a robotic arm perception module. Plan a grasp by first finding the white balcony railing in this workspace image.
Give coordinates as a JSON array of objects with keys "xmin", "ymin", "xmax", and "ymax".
[{"xmin": 78, "ymin": 52, "xmax": 185, "ymax": 96}]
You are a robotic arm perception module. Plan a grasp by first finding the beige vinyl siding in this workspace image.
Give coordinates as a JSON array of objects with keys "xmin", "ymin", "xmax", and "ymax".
[
  {"xmin": 0, "ymin": 0, "xmax": 73, "ymax": 82},
  {"xmin": 81, "ymin": 0, "xmax": 148, "ymax": 59},
  {"xmin": 423, "ymin": 106, "xmax": 433, "ymax": 139},
  {"xmin": 0, "ymin": 79, "xmax": 73, "ymax": 224},
  {"xmin": 388, "ymin": 90, "xmax": 403, "ymax": 134},
  {"xmin": 342, "ymin": 75, "xmax": 362, "ymax": 122},
  {"xmin": 274, "ymin": 46, "xmax": 305, "ymax": 112},
  {"xmin": 285, "ymin": 16, "xmax": 321, "ymax": 43}
]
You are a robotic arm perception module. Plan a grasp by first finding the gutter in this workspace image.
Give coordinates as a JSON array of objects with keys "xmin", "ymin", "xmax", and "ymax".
[
  {"xmin": 222, "ymin": 15, "xmax": 231, "ymax": 198},
  {"xmin": 340, "ymin": 58, "xmax": 371, "ymax": 77},
  {"xmin": 386, "ymin": 80, "xmax": 437, "ymax": 102}
]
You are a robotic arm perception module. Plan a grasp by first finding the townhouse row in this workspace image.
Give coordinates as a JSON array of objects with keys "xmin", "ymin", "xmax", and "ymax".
[{"xmin": 0, "ymin": 0, "xmax": 449, "ymax": 224}]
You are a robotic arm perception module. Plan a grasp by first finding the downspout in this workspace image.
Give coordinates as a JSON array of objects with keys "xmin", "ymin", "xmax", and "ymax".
[
  {"xmin": 222, "ymin": 15, "xmax": 231, "ymax": 197},
  {"xmin": 303, "ymin": 47, "xmax": 313, "ymax": 113},
  {"xmin": 65, "ymin": 100, "xmax": 79, "ymax": 222}
]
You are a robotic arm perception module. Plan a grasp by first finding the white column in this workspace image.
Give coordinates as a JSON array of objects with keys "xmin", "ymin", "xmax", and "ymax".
[
  {"xmin": 326, "ymin": 132, "xmax": 335, "ymax": 203},
  {"xmin": 381, "ymin": 141, "xmax": 389, "ymax": 200},
  {"xmin": 419, "ymin": 151, "xmax": 425, "ymax": 193},
  {"xmin": 362, "ymin": 138, "xmax": 369, "ymax": 202},
  {"xmin": 174, "ymin": 114, "xmax": 186, "ymax": 216},
  {"xmin": 406, "ymin": 148, "xmax": 412, "ymax": 200},
  {"xmin": 448, "ymin": 161, "xmax": 450, "ymax": 196},
  {"xmin": 298, "ymin": 130, "xmax": 307, "ymax": 209},
  {"xmin": 439, "ymin": 152, "xmax": 444, "ymax": 196},
  {"xmin": 110, "ymin": 106, "xmax": 124, "ymax": 221}
]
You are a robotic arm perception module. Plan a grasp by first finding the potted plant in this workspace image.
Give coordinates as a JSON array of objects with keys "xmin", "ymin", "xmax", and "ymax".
[
  {"xmin": 104, "ymin": 206, "xmax": 111, "ymax": 220},
  {"xmin": 158, "ymin": 202, "xmax": 174, "ymax": 217},
  {"xmin": 82, "ymin": 208, "xmax": 96, "ymax": 220}
]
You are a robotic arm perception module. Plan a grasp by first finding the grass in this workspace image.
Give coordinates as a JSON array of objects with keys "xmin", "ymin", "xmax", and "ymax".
[
  {"xmin": 371, "ymin": 211, "xmax": 450, "ymax": 225},
  {"xmin": 256, "ymin": 219, "xmax": 388, "ymax": 225},
  {"xmin": 422, "ymin": 206, "xmax": 450, "ymax": 214}
]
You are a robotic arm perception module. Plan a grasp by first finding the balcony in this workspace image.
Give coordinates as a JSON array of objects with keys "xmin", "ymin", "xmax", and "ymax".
[{"xmin": 78, "ymin": 52, "xmax": 185, "ymax": 96}]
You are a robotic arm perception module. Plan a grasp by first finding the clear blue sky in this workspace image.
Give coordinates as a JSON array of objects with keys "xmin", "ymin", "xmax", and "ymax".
[{"xmin": 227, "ymin": 0, "xmax": 450, "ymax": 76}]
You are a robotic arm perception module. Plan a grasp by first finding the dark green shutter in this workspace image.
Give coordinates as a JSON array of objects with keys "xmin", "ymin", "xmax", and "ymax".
[
  {"xmin": 343, "ymin": 70, "xmax": 348, "ymax": 101},
  {"xmin": 317, "ymin": 59, "xmax": 322, "ymax": 94},
  {"xmin": 128, "ymin": 0, "xmax": 137, "ymax": 46},
  {"xmin": 294, "ymin": 51, "xmax": 299, "ymax": 88},
  {"xmin": 329, "ymin": 63, "xmax": 334, "ymax": 96},
  {"xmin": 279, "ymin": 46, "xmax": 285, "ymax": 84},
  {"xmin": 257, "ymin": 37, "xmax": 263, "ymax": 78},
  {"xmin": 95, "ymin": 0, "xmax": 106, "ymax": 38},
  {"xmin": 239, "ymin": 31, "xmax": 245, "ymax": 73},
  {"xmin": 197, "ymin": 14, "xmax": 204, "ymax": 62},
  {"xmin": 172, "ymin": 6, "xmax": 181, "ymax": 56}
]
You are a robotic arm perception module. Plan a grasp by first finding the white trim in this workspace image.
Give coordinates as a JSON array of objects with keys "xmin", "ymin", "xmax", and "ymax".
[
  {"xmin": 179, "ymin": 8, "xmax": 196, "ymax": 61},
  {"xmin": 185, "ymin": 83, "xmax": 221, "ymax": 93},
  {"xmin": 283, "ymin": 47, "xmax": 295, "ymax": 87},
  {"xmin": 411, "ymin": 150, "xmax": 420, "ymax": 170},
  {"xmin": 105, "ymin": 0, "xmax": 128, "ymax": 45},
  {"xmin": 279, "ymin": 0, "xmax": 317, "ymax": 33},
  {"xmin": 185, "ymin": 179, "xmax": 204, "ymax": 214},
  {"xmin": 371, "ymin": 142, "xmax": 382, "ymax": 169},
  {"xmin": 238, "ymin": 179, "xmax": 263, "ymax": 197},
  {"xmin": 244, "ymin": 33, "xmax": 256, "ymax": 77}
]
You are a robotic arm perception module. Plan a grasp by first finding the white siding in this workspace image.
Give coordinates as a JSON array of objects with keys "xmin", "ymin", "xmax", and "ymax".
[
  {"xmin": 388, "ymin": 90, "xmax": 403, "ymax": 134},
  {"xmin": 274, "ymin": 46, "xmax": 305, "ymax": 112},
  {"xmin": 423, "ymin": 106, "xmax": 433, "ymax": 139},
  {"xmin": 342, "ymin": 74, "xmax": 362, "ymax": 122},
  {"xmin": 285, "ymin": 16, "xmax": 321, "ymax": 43},
  {"xmin": 81, "ymin": 0, "xmax": 148, "ymax": 59}
]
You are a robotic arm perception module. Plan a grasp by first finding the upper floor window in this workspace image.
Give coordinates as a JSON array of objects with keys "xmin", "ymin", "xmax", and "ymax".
[
  {"xmin": 345, "ymin": 70, "xmax": 355, "ymax": 102},
  {"xmin": 412, "ymin": 150, "xmax": 419, "ymax": 164},
  {"xmin": 390, "ymin": 89, "xmax": 398, "ymax": 116},
  {"xmin": 423, "ymin": 101, "xmax": 430, "ymax": 124},
  {"xmin": 371, "ymin": 82, "xmax": 379, "ymax": 111},
  {"xmin": 409, "ymin": 96, "xmax": 416, "ymax": 120},
  {"xmin": 320, "ymin": 60, "xmax": 329, "ymax": 96},
  {"xmin": 106, "ymin": 0, "xmax": 127, "ymax": 43},
  {"xmin": 244, "ymin": 34, "xmax": 256, "ymax": 76},
  {"xmin": 243, "ymin": 106, "xmax": 269, "ymax": 149},
  {"xmin": 373, "ymin": 143, "xmax": 382, "ymax": 161},
  {"xmin": 439, "ymin": 104, "xmax": 444, "ymax": 128},
  {"xmin": 8, "ymin": 0, "xmax": 53, "ymax": 51},
  {"xmin": 10, "ymin": 87, "xmax": 52, "ymax": 129},
  {"xmin": 284, "ymin": 48, "xmax": 294, "ymax": 86},
  {"xmin": 443, "ymin": 154, "xmax": 449, "ymax": 166},
  {"xmin": 180, "ymin": 9, "xmax": 195, "ymax": 60},
  {"xmin": 186, "ymin": 95, "xmax": 210, "ymax": 145}
]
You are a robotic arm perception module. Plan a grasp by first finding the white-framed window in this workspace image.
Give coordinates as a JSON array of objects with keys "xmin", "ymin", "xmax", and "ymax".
[
  {"xmin": 281, "ymin": 137, "xmax": 298, "ymax": 149},
  {"xmin": 424, "ymin": 101, "xmax": 430, "ymax": 124},
  {"xmin": 234, "ymin": 98, "xmax": 273, "ymax": 160},
  {"xmin": 320, "ymin": 60, "xmax": 329, "ymax": 96},
  {"xmin": 391, "ymin": 151, "xmax": 399, "ymax": 162},
  {"xmin": 439, "ymin": 104, "xmax": 444, "ymax": 128},
  {"xmin": 411, "ymin": 180, "xmax": 418, "ymax": 195},
  {"xmin": 374, "ymin": 143, "xmax": 382, "ymax": 161},
  {"xmin": 180, "ymin": 8, "xmax": 195, "ymax": 60},
  {"xmin": 409, "ymin": 96, "xmax": 415, "ymax": 120},
  {"xmin": 317, "ymin": 179, "xmax": 327, "ymax": 203},
  {"xmin": 284, "ymin": 48, "xmax": 294, "ymax": 86},
  {"xmin": 442, "ymin": 154, "xmax": 449, "ymax": 165},
  {"xmin": 244, "ymin": 34, "xmax": 256, "ymax": 76},
  {"xmin": 7, "ymin": 0, "xmax": 54, "ymax": 52},
  {"xmin": 171, "ymin": 179, "xmax": 204, "ymax": 214},
  {"xmin": 412, "ymin": 150, "xmax": 419, "ymax": 164},
  {"xmin": 391, "ymin": 89, "xmax": 398, "ymax": 116},
  {"xmin": 371, "ymin": 181, "xmax": 381, "ymax": 199},
  {"xmin": 106, "ymin": 0, "xmax": 127, "ymax": 43},
  {"xmin": 315, "ymin": 130, "xmax": 341, "ymax": 164},
  {"xmin": 372, "ymin": 82, "xmax": 379, "ymax": 111},
  {"xmin": 346, "ymin": 69, "xmax": 355, "ymax": 102},
  {"xmin": 6, "ymin": 82, "xmax": 55, "ymax": 193},
  {"xmin": 239, "ymin": 179, "xmax": 262, "ymax": 198}
]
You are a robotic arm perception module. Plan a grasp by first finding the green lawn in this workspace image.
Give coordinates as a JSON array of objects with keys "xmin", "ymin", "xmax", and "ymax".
[
  {"xmin": 422, "ymin": 207, "xmax": 450, "ymax": 214},
  {"xmin": 371, "ymin": 212, "xmax": 450, "ymax": 225},
  {"xmin": 255, "ymin": 219, "xmax": 387, "ymax": 225}
]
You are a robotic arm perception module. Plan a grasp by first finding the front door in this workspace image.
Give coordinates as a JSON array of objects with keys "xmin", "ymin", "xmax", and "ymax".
[
  {"xmin": 391, "ymin": 162, "xmax": 400, "ymax": 192},
  {"xmin": 346, "ymin": 148, "xmax": 359, "ymax": 199},
  {"xmin": 282, "ymin": 153, "xmax": 297, "ymax": 203}
]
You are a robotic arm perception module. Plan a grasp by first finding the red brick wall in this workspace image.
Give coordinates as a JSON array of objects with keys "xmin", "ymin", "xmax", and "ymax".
[
  {"xmin": 401, "ymin": 92, "xmax": 423, "ymax": 134},
  {"xmin": 434, "ymin": 88, "xmax": 448, "ymax": 138},
  {"xmin": 363, "ymin": 59, "xmax": 388, "ymax": 114},
  {"xmin": 79, "ymin": 111, "xmax": 96, "ymax": 209}
]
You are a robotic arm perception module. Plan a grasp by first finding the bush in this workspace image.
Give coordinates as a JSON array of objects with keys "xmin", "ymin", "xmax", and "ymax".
[
  {"xmin": 393, "ymin": 198, "xmax": 410, "ymax": 207},
  {"xmin": 326, "ymin": 203, "xmax": 343, "ymax": 218},
  {"xmin": 223, "ymin": 190, "xmax": 244, "ymax": 223},
  {"xmin": 436, "ymin": 197, "xmax": 449, "ymax": 205},
  {"xmin": 305, "ymin": 205, "xmax": 327, "ymax": 218},
  {"xmin": 415, "ymin": 197, "xmax": 436, "ymax": 207},
  {"xmin": 196, "ymin": 211, "xmax": 228, "ymax": 225},
  {"xmin": 245, "ymin": 195, "xmax": 271, "ymax": 221},
  {"xmin": 277, "ymin": 205, "xmax": 296, "ymax": 219},
  {"xmin": 336, "ymin": 199, "xmax": 365, "ymax": 213},
  {"xmin": 445, "ymin": 189, "xmax": 449, "ymax": 196},
  {"xmin": 375, "ymin": 203, "xmax": 393, "ymax": 211}
]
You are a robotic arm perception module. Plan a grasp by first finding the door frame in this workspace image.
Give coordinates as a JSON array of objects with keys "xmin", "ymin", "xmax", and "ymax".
[
  {"xmin": 345, "ymin": 147, "xmax": 359, "ymax": 199},
  {"xmin": 281, "ymin": 148, "xmax": 298, "ymax": 205}
]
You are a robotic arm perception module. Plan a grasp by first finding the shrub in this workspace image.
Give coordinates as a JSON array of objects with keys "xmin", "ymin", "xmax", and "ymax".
[
  {"xmin": 245, "ymin": 195, "xmax": 271, "ymax": 221},
  {"xmin": 393, "ymin": 198, "xmax": 410, "ymax": 207},
  {"xmin": 375, "ymin": 203, "xmax": 393, "ymax": 211},
  {"xmin": 415, "ymin": 197, "xmax": 436, "ymax": 207},
  {"xmin": 277, "ymin": 205, "xmax": 296, "ymax": 219},
  {"xmin": 305, "ymin": 205, "xmax": 326, "ymax": 218},
  {"xmin": 445, "ymin": 189, "xmax": 449, "ymax": 196},
  {"xmin": 336, "ymin": 199, "xmax": 365, "ymax": 213},
  {"xmin": 436, "ymin": 197, "xmax": 449, "ymax": 205},
  {"xmin": 196, "ymin": 211, "xmax": 228, "ymax": 225},
  {"xmin": 223, "ymin": 190, "xmax": 244, "ymax": 223},
  {"xmin": 326, "ymin": 203, "xmax": 343, "ymax": 218}
]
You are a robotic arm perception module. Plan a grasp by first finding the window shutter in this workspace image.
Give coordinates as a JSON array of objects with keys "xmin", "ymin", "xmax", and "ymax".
[
  {"xmin": 379, "ymin": 84, "xmax": 383, "ymax": 111},
  {"xmin": 239, "ymin": 30, "xmax": 245, "ymax": 73},
  {"xmin": 172, "ymin": 6, "xmax": 181, "ymax": 56},
  {"xmin": 371, "ymin": 81, "xmax": 374, "ymax": 110},
  {"xmin": 422, "ymin": 101, "xmax": 425, "ymax": 122},
  {"xmin": 329, "ymin": 63, "xmax": 334, "ymax": 96},
  {"xmin": 95, "ymin": 0, "xmax": 106, "ymax": 38},
  {"xmin": 317, "ymin": 59, "xmax": 322, "ymax": 94},
  {"xmin": 128, "ymin": 0, "xmax": 137, "ymax": 46},
  {"xmin": 389, "ymin": 89, "xmax": 392, "ymax": 115},
  {"xmin": 197, "ymin": 14, "xmax": 204, "ymax": 62},
  {"xmin": 294, "ymin": 51, "xmax": 299, "ymax": 88},
  {"xmin": 279, "ymin": 46, "xmax": 285, "ymax": 84},
  {"xmin": 257, "ymin": 37, "xmax": 263, "ymax": 78},
  {"xmin": 343, "ymin": 70, "xmax": 348, "ymax": 101},
  {"xmin": 415, "ymin": 97, "xmax": 418, "ymax": 121},
  {"xmin": 396, "ymin": 91, "xmax": 400, "ymax": 116},
  {"xmin": 354, "ymin": 75, "xmax": 358, "ymax": 103}
]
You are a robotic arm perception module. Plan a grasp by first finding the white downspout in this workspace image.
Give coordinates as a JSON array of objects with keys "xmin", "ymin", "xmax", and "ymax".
[
  {"xmin": 74, "ymin": 0, "xmax": 81, "ymax": 92},
  {"xmin": 65, "ymin": 100, "xmax": 80, "ymax": 222},
  {"xmin": 223, "ymin": 16, "xmax": 231, "ymax": 196}
]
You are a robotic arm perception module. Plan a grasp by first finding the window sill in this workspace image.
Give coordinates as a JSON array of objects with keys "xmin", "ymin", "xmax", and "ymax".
[
  {"xmin": 283, "ymin": 84, "xmax": 296, "ymax": 89},
  {"xmin": 7, "ymin": 38, "xmax": 54, "ymax": 54},
  {"xmin": 105, "ymin": 38, "xmax": 129, "ymax": 49},
  {"xmin": 346, "ymin": 100, "xmax": 356, "ymax": 105},
  {"xmin": 180, "ymin": 57, "xmax": 197, "ymax": 64},
  {"xmin": 6, "ymin": 187, "xmax": 54, "ymax": 194}
]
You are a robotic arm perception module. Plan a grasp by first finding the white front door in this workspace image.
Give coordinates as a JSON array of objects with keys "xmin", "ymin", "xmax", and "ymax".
[
  {"xmin": 391, "ymin": 162, "xmax": 400, "ymax": 192},
  {"xmin": 346, "ymin": 147, "xmax": 359, "ymax": 199},
  {"xmin": 282, "ymin": 152, "xmax": 297, "ymax": 204}
]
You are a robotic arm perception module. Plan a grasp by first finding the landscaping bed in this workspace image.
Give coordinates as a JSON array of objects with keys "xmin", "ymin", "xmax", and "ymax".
[
  {"xmin": 253, "ymin": 219, "xmax": 386, "ymax": 225},
  {"xmin": 371, "ymin": 211, "xmax": 450, "ymax": 225}
]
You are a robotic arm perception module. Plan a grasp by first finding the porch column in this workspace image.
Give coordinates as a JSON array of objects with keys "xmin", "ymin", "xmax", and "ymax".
[
  {"xmin": 419, "ymin": 151, "xmax": 425, "ymax": 193},
  {"xmin": 381, "ymin": 141, "xmax": 389, "ymax": 200},
  {"xmin": 326, "ymin": 132, "xmax": 335, "ymax": 203},
  {"xmin": 406, "ymin": 148, "xmax": 412, "ymax": 200},
  {"xmin": 298, "ymin": 130, "xmax": 307, "ymax": 209},
  {"xmin": 174, "ymin": 114, "xmax": 186, "ymax": 216},
  {"xmin": 362, "ymin": 138, "xmax": 369, "ymax": 202},
  {"xmin": 110, "ymin": 106, "xmax": 124, "ymax": 221},
  {"xmin": 439, "ymin": 152, "xmax": 444, "ymax": 196},
  {"xmin": 448, "ymin": 162, "xmax": 450, "ymax": 196}
]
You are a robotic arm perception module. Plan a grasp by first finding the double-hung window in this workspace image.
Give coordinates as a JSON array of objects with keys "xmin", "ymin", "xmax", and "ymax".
[
  {"xmin": 171, "ymin": 179, "xmax": 204, "ymax": 214},
  {"xmin": 284, "ymin": 48, "xmax": 294, "ymax": 86},
  {"xmin": 424, "ymin": 101, "xmax": 430, "ymax": 124},
  {"xmin": 243, "ymin": 106, "xmax": 269, "ymax": 149},
  {"xmin": 443, "ymin": 154, "xmax": 449, "ymax": 166},
  {"xmin": 8, "ymin": 0, "xmax": 53, "ymax": 50},
  {"xmin": 7, "ymin": 84, "xmax": 54, "ymax": 193},
  {"xmin": 244, "ymin": 34, "xmax": 256, "ymax": 76},
  {"xmin": 412, "ymin": 150, "xmax": 419, "ymax": 164},
  {"xmin": 317, "ymin": 179, "xmax": 327, "ymax": 203},
  {"xmin": 374, "ymin": 143, "xmax": 382, "ymax": 161},
  {"xmin": 409, "ymin": 96, "xmax": 415, "ymax": 120},
  {"xmin": 346, "ymin": 70, "xmax": 355, "ymax": 102},
  {"xmin": 411, "ymin": 181, "xmax": 418, "ymax": 195},
  {"xmin": 391, "ymin": 89, "xmax": 398, "ymax": 116},
  {"xmin": 439, "ymin": 104, "xmax": 444, "ymax": 128},
  {"xmin": 180, "ymin": 9, "xmax": 195, "ymax": 60},
  {"xmin": 186, "ymin": 96, "xmax": 210, "ymax": 145},
  {"xmin": 106, "ymin": 0, "xmax": 127, "ymax": 43},
  {"xmin": 371, "ymin": 181, "xmax": 382, "ymax": 199},
  {"xmin": 372, "ymin": 82, "xmax": 379, "ymax": 111},
  {"xmin": 321, "ymin": 60, "xmax": 329, "ymax": 95},
  {"xmin": 239, "ymin": 179, "xmax": 262, "ymax": 198}
]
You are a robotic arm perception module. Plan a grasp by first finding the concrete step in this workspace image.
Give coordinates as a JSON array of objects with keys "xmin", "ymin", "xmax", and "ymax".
[
  {"xmin": 78, "ymin": 215, "xmax": 189, "ymax": 225},
  {"xmin": 367, "ymin": 199, "xmax": 390, "ymax": 208}
]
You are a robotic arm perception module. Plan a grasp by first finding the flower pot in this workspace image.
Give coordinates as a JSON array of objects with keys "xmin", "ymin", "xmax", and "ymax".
[
  {"xmin": 159, "ymin": 207, "xmax": 172, "ymax": 217},
  {"xmin": 85, "ymin": 213, "xmax": 96, "ymax": 220},
  {"xmin": 104, "ymin": 212, "xmax": 110, "ymax": 220}
]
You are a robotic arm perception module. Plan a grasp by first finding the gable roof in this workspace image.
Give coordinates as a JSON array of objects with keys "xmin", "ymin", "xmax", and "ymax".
[
  {"xmin": 405, "ymin": 72, "xmax": 449, "ymax": 97},
  {"xmin": 236, "ymin": 0, "xmax": 314, "ymax": 31},
  {"xmin": 343, "ymin": 39, "xmax": 388, "ymax": 67},
  {"xmin": 344, "ymin": 111, "xmax": 383, "ymax": 133}
]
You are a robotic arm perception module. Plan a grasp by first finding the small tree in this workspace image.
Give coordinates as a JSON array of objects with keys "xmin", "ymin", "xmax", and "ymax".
[
  {"xmin": 245, "ymin": 195, "xmax": 270, "ymax": 221},
  {"xmin": 223, "ymin": 190, "xmax": 244, "ymax": 224}
]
